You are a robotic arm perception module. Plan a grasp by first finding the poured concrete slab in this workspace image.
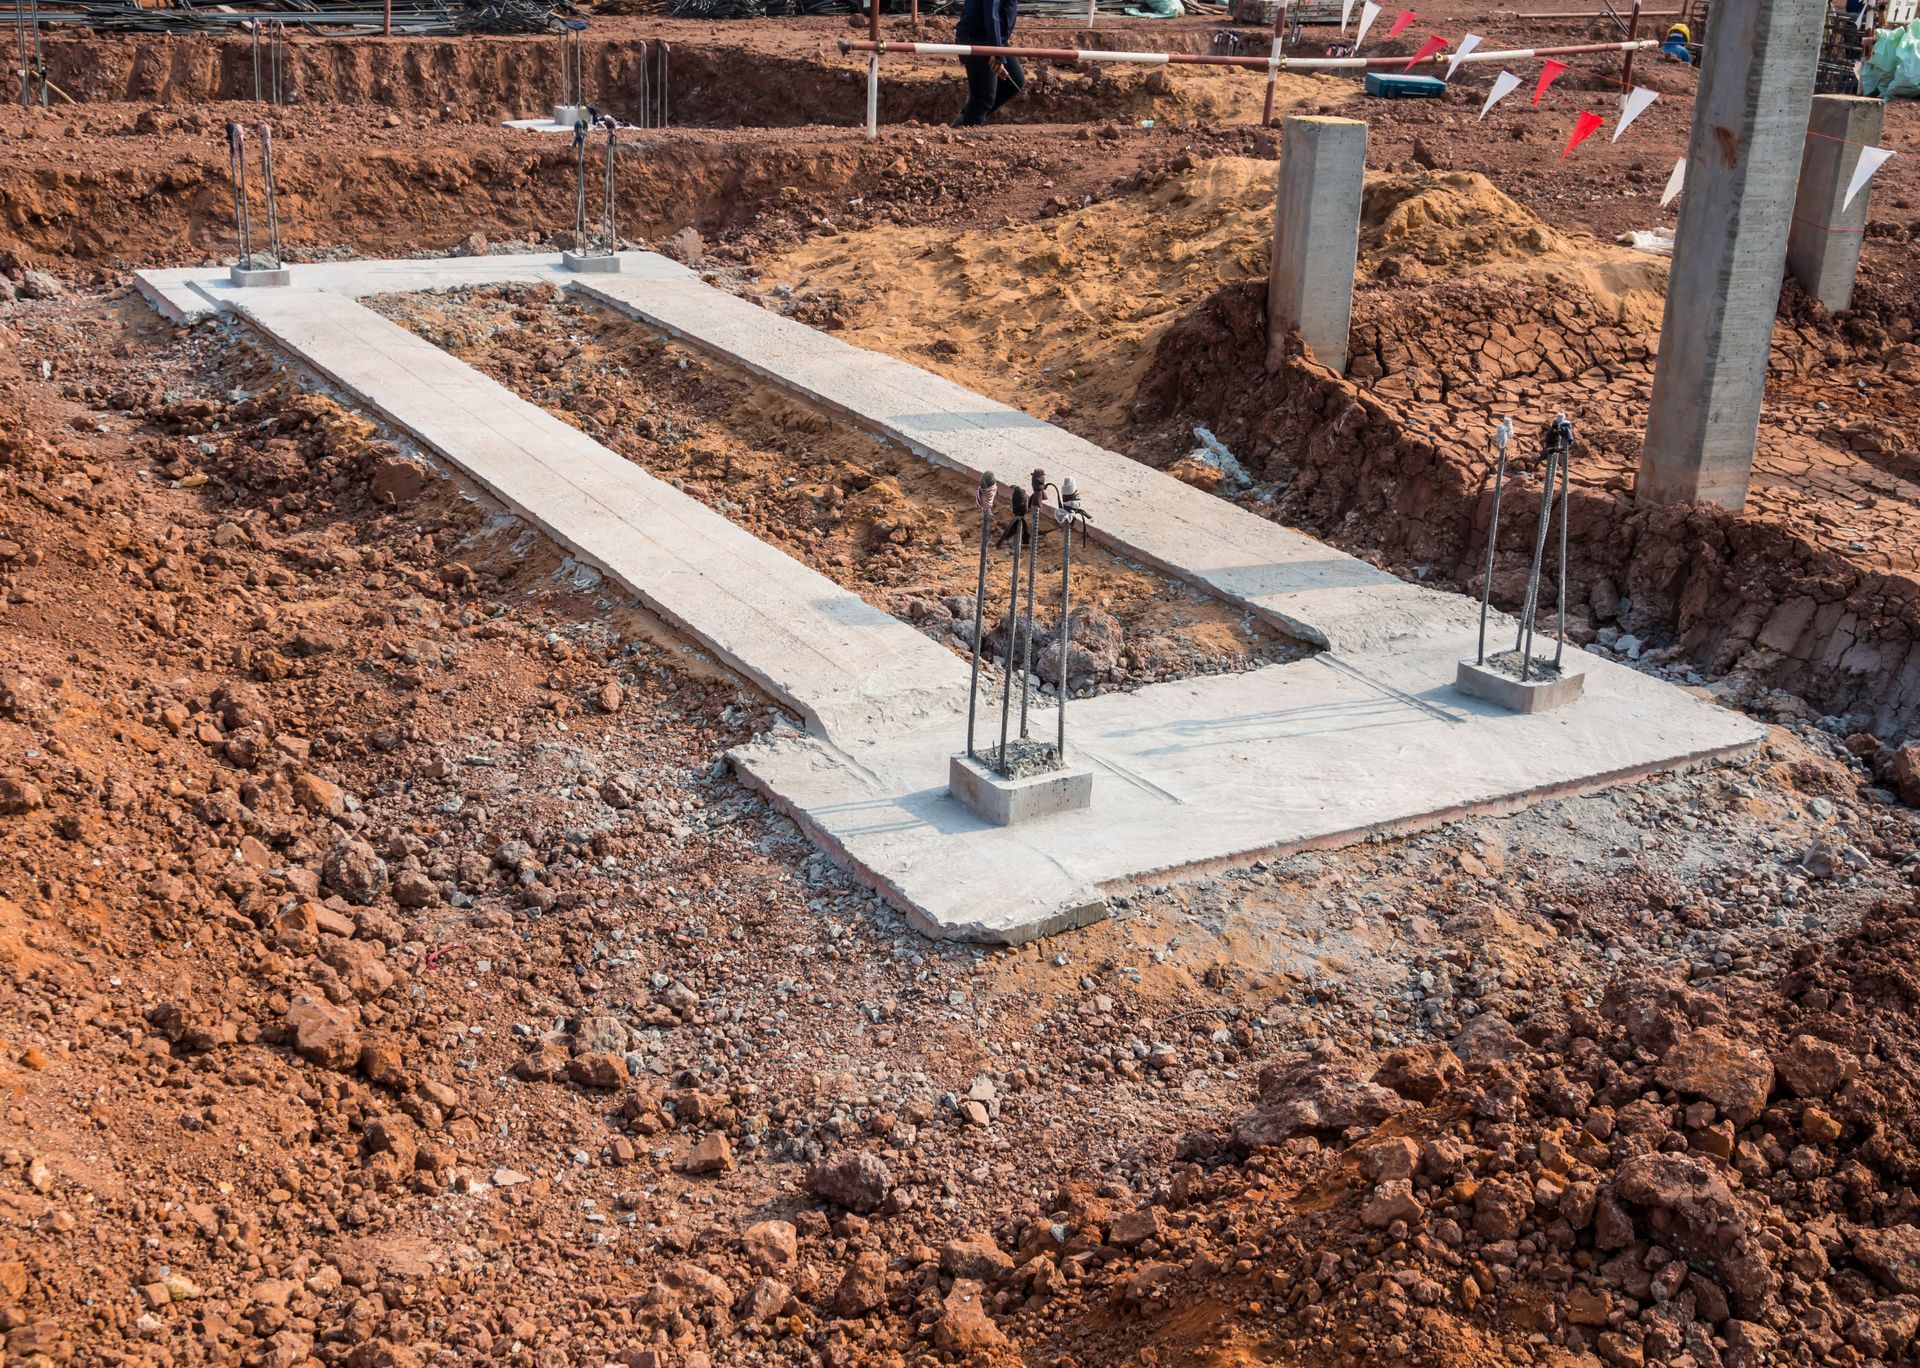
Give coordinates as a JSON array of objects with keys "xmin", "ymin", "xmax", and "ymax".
[
  {"xmin": 134, "ymin": 252, "xmax": 1767, "ymax": 943},
  {"xmin": 579, "ymin": 261, "xmax": 1479, "ymax": 656},
  {"xmin": 735, "ymin": 639, "xmax": 1759, "ymax": 942},
  {"xmin": 222, "ymin": 286, "xmax": 969, "ymax": 743}
]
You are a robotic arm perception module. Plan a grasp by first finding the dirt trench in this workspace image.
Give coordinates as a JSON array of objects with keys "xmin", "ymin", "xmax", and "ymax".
[
  {"xmin": 1133, "ymin": 279, "xmax": 1920, "ymax": 738},
  {"xmin": 33, "ymin": 31, "xmax": 1249, "ymax": 127}
]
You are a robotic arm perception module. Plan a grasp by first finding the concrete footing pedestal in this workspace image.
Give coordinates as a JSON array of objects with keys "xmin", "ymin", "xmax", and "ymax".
[
  {"xmin": 1455, "ymin": 657, "xmax": 1586, "ymax": 714},
  {"xmin": 554, "ymin": 104, "xmax": 590, "ymax": 127},
  {"xmin": 562, "ymin": 250, "xmax": 621, "ymax": 274},
  {"xmin": 229, "ymin": 265, "xmax": 291, "ymax": 288},
  {"xmin": 949, "ymin": 752, "xmax": 1092, "ymax": 826}
]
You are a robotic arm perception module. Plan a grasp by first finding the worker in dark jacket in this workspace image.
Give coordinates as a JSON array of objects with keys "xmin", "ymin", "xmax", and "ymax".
[{"xmin": 953, "ymin": 0, "xmax": 1025, "ymax": 125}]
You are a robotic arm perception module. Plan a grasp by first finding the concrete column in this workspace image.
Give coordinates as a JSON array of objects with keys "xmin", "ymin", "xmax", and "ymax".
[
  {"xmin": 1787, "ymin": 94, "xmax": 1886, "ymax": 312},
  {"xmin": 1267, "ymin": 115, "xmax": 1366, "ymax": 376},
  {"xmin": 1637, "ymin": 0, "xmax": 1825, "ymax": 513}
]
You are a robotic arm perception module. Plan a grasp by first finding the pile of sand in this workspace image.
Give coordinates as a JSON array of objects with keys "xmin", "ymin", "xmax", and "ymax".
[{"xmin": 762, "ymin": 157, "xmax": 1668, "ymax": 443}]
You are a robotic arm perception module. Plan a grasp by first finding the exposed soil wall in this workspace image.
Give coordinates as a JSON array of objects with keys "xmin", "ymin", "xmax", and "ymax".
[
  {"xmin": 1133, "ymin": 280, "xmax": 1920, "ymax": 737},
  {"xmin": 34, "ymin": 32, "xmax": 1248, "ymax": 126}
]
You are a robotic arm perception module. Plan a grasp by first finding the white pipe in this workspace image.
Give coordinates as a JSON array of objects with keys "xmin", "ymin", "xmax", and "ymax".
[
  {"xmin": 866, "ymin": 53, "xmax": 878, "ymax": 138},
  {"xmin": 853, "ymin": 38, "xmax": 1656, "ymax": 70}
]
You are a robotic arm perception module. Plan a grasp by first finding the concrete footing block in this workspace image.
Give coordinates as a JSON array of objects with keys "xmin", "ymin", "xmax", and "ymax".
[
  {"xmin": 229, "ymin": 265, "xmax": 291, "ymax": 288},
  {"xmin": 949, "ymin": 752, "xmax": 1092, "ymax": 826},
  {"xmin": 562, "ymin": 250, "xmax": 621, "ymax": 274},
  {"xmin": 554, "ymin": 104, "xmax": 590, "ymax": 128},
  {"xmin": 1455, "ymin": 657, "xmax": 1587, "ymax": 714}
]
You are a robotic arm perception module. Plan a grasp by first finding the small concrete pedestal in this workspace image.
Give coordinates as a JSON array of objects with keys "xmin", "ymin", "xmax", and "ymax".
[
  {"xmin": 554, "ymin": 104, "xmax": 590, "ymax": 128},
  {"xmin": 1455, "ymin": 657, "xmax": 1586, "ymax": 714},
  {"xmin": 949, "ymin": 752, "xmax": 1091, "ymax": 826},
  {"xmin": 562, "ymin": 250, "xmax": 621, "ymax": 274},
  {"xmin": 229, "ymin": 264, "xmax": 291, "ymax": 288}
]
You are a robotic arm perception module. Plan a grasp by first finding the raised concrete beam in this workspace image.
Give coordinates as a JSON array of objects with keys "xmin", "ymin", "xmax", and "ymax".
[
  {"xmin": 1267, "ymin": 115, "xmax": 1367, "ymax": 377},
  {"xmin": 222, "ymin": 286, "xmax": 970, "ymax": 744},
  {"xmin": 1637, "ymin": 0, "xmax": 1825, "ymax": 513},
  {"xmin": 1787, "ymin": 94, "xmax": 1886, "ymax": 313}
]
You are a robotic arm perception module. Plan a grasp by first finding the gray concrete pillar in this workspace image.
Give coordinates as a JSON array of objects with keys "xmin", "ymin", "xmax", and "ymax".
[
  {"xmin": 1267, "ymin": 115, "xmax": 1366, "ymax": 376},
  {"xmin": 1637, "ymin": 0, "xmax": 1826, "ymax": 513},
  {"xmin": 1787, "ymin": 94, "xmax": 1886, "ymax": 313}
]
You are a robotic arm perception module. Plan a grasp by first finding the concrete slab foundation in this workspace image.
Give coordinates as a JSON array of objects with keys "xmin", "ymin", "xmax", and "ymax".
[
  {"xmin": 1637, "ymin": 0, "xmax": 1825, "ymax": 512},
  {"xmin": 1454, "ymin": 657, "xmax": 1587, "ymax": 714},
  {"xmin": 135, "ymin": 251, "xmax": 1766, "ymax": 943},
  {"xmin": 1787, "ymin": 94, "xmax": 1886, "ymax": 312},
  {"xmin": 562, "ymin": 250, "xmax": 621, "ymax": 274},
  {"xmin": 948, "ymin": 752, "xmax": 1093, "ymax": 826},
  {"xmin": 1267, "ymin": 114, "xmax": 1367, "ymax": 376}
]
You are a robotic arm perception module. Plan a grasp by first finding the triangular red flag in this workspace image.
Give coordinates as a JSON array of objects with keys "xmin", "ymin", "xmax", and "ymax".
[
  {"xmin": 1533, "ymin": 59, "xmax": 1567, "ymax": 105},
  {"xmin": 1561, "ymin": 110, "xmax": 1604, "ymax": 160},
  {"xmin": 1386, "ymin": 7, "xmax": 1415, "ymax": 38},
  {"xmin": 1402, "ymin": 33, "xmax": 1449, "ymax": 71}
]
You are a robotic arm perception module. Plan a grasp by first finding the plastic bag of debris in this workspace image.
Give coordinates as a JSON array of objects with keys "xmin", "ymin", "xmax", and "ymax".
[
  {"xmin": 1619, "ymin": 228, "xmax": 1675, "ymax": 257},
  {"xmin": 1862, "ymin": 17, "xmax": 1920, "ymax": 98}
]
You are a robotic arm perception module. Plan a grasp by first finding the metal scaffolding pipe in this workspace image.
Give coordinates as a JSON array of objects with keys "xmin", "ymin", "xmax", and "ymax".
[{"xmin": 838, "ymin": 35, "xmax": 1657, "ymax": 71}]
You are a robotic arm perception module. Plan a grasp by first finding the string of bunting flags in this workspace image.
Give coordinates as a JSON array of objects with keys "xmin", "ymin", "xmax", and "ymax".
[{"xmin": 1325, "ymin": 6, "xmax": 1904, "ymax": 212}]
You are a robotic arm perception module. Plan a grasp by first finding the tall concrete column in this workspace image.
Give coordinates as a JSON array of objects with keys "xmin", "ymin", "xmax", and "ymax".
[
  {"xmin": 1268, "ymin": 115, "xmax": 1366, "ymax": 376},
  {"xmin": 1787, "ymin": 94, "xmax": 1886, "ymax": 312},
  {"xmin": 1637, "ymin": 0, "xmax": 1825, "ymax": 513}
]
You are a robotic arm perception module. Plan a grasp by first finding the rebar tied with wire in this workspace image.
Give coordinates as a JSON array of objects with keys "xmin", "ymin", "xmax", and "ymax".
[{"xmin": 1512, "ymin": 413, "xmax": 1574, "ymax": 681}]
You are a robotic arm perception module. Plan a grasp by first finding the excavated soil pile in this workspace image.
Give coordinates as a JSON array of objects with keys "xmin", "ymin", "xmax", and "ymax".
[
  {"xmin": 1133, "ymin": 270, "xmax": 1920, "ymax": 737},
  {"xmin": 996, "ymin": 892, "xmax": 1920, "ymax": 1367},
  {"xmin": 373, "ymin": 284, "xmax": 1302, "ymax": 693}
]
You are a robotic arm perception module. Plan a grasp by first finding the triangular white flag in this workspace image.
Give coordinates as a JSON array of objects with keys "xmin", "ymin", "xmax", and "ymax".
[
  {"xmin": 1478, "ymin": 70, "xmax": 1522, "ymax": 120},
  {"xmin": 1660, "ymin": 157, "xmax": 1685, "ymax": 207},
  {"xmin": 1613, "ymin": 86, "xmax": 1658, "ymax": 142},
  {"xmin": 1341, "ymin": 0, "xmax": 1356, "ymax": 31},
  {"xmin": 1353, "ymin": 0, "xmax": 1382, "ymax": 49},
  {"xmin": 1843, "ymin": 145, "xmax": 1896, "ymax": 211},
  {"xmin": 1446, "ymin": 32, "xmax": 1482, "ymax": 78}
]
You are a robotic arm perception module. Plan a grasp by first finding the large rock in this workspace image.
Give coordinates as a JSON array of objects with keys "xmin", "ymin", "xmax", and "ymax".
[
  {"xmin": 1852, "ymin": 1224, "xmax": 1920, "ymax": 1295},
  {"xmin": 1230, "ymin": 1057, "xmax": 1413, "ymax": 1151},
  {"xmin": 833, "ymin": 1250, "xmax": 888, "ymax": 1316},
  {"xmin": 1655, "ymin": 1029, "xmax": 1774, "ymax": 1124},
  {"xmin": 931, "ymin": 1279, "xmax": 1008, "ymax": 1354},
  {"xmin": 1610, "ymin": 1153, "xmax": 1775, "ymax": 1313},
  {"xmin": 322, "ymin": 839, "xmax": 388, "ymax": 906},
  {"xmin": 805, "ymin": 1151, "xmax": 893, "ymax": 1213},
  {"xmin": 284, "ymin": 994, "xmax": 361, "ymax": 1071},
  {"xmin": 1773, "ymin": 1034, "xmax": 1858, "ymax": 1100}
]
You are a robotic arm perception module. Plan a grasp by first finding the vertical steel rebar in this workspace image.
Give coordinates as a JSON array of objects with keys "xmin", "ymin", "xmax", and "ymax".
[
  {"xmin": 1056, "ymin": 513, "xmax": 1071, "ymax": 761},
  {"xmin": 1514, "ymin": 442, "xmax": 1558, "ymax": 681},
  {"xmin": 1553, "ymin": 417, "xmax": 1573, "ymax": 669},
  {"xmin": 1476, "ymin": 418, "xmax": 1512, "ymax": 665},
  {"xmin": 257, "ymin": 123, "xmax": 281, "ymax": 268},
  {"xmin": 251, "ymin": 21, "xmax": 261, "ymax": 102},
  {"xmin": 599, "ymin": 117, "xmax": 618, "ymax": 254},
  {"xmin": 227, "ymin": 122, "xmax": 253, "ymax": 269},
  {"xmin": 25, "ymin": 0, "xmax": 43, "ymax": 109},
  {"xmin": 657, "ymin": 42, "xmax": 671, "ymax": 128},
  {"xmin": 571, "ymin": 117, "xmax": 588, "ymax": 253},
  {"xmin": 636, "ymin": 41, "xmax": 648, "ymax": 129},
  {"xmin": 965, "ymin": 472, "xmax": 996, "ymax": 760},
  {"xmin": 1018, "ymin": 470, "xmax": 1045, "ymax": 740},
  {"xmin": 997, "ymin": 489, "xmax": 1028, "ymax": 774}
]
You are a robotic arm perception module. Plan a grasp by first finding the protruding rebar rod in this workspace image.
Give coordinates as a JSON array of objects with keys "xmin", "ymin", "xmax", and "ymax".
[
  {"xmin": 1019, "ymin": 468, "xmax": 1046, "ymax": 740},
  {"xmin": 1476, "ymin": 417, "xmax": 1512, "ymax": 666},
  {"xmin": 997, "ymin": 487, "xmax": 1028, "ymax": 775},
  {"xmin": 257, "ymin": 123, "xmax": 282, "ymax": 268},
  {"xmin": 227, "ymin": 121, "xmax": 253, "ymax": 268},
  {"xmin": 636, "ymin": 40, "xmax": 649, "ymax": 129},
  {"xmin": 1514, "ymin": 435, "xmax": 1560, "ymax": 681},
  {"xmin": 1055, "ymin": 475, "xmax": 1083, "ymax": 761},
  {"xmin": 571, "ymin": 117, "xmax": 589, "ymax": 254},
  {"xmin": 1552, "ymin": 414, "xmax": 1573, "ymax": 669},
  {"xmin": 599, "ymin": 116, "xmax": 618, "ymax": 254},
  {"xmin": 965, "ymin": 471, "xmax": 996, "ymax": 760},
  {"xmin": 658, "ymin": 41, "xmax": 671, "ymax": 128}
]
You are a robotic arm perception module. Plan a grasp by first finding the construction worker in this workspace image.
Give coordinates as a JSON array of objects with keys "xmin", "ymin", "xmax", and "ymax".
[
  {"xmin": 953, "ymin": 0, "xmax": 1026, "ymax": 126},
  {"xmin": 1659, "ymin": 22, "xmax": 1693, "ymax": 63}
]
